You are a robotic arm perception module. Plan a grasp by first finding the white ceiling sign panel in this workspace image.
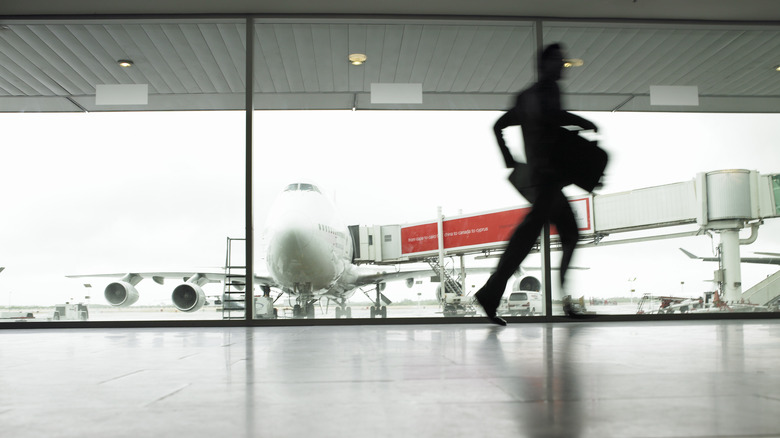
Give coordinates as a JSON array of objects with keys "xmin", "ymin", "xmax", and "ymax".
[
  {"xmin": 95, "ymin": 84, "xmax": 149, "ymax": 105},
  {"xmin": 650, "ymin": 85, "xmax": 699, "ymax": 106},
  {"xmin": 370, "ymin": 83, "xmax": 422, "ymax": 104}
]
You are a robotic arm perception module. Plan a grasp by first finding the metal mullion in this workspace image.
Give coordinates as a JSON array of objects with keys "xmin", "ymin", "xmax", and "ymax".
[{"xmin": 245, "ymin": 17, "xmax": 254, "ymax": 323}]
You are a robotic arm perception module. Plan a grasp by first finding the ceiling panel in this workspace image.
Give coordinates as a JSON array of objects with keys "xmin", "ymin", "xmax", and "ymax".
[
  {"xmin": 547, "ymin": 22, "xmax": 780, "ymax": 111},
  {"xmin": 0, "ymin": 18, "xmax": 778, "ymax": 113}
]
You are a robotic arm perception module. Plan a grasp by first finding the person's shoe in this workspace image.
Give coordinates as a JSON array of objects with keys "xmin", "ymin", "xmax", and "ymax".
[
  {"xmin": 487, "ymin": 314, "xmax": 508, "ymax": 326},
  {"xmin": 474, "ymin": 288, "xmax": 507, "ymax": 326},
  {"xmin": 562, "ymin": 295, "xmax": 596, "ymax": 319}
]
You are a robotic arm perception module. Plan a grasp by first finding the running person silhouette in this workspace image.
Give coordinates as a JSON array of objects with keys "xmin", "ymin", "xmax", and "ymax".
[{"xmin": 474, "ymin": 43, "xmax": 600, "ymax": 325}]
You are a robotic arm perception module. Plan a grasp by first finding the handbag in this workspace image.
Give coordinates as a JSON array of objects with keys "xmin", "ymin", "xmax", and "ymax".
[
  {"xmin": 508, "ymin": 129, "xmax": 607, "ymax": 201},
  {"xmin": 555, "ymin": 128, "xmax": 608, "ymax": 193}
]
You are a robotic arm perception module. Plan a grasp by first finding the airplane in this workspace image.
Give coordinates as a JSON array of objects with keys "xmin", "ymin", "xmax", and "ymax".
[
  {"xmin": 679, "ymin": 248, "xmax": 780, "ymax": 265},
  {"xmin": 68, "ymin": 182, "xmax": 441, "ymax": 319}
]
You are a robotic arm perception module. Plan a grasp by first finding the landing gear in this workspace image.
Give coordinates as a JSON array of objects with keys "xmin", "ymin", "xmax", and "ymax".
[
  {"xmin": 370, "ymin": 306, "xmax": 387, "ymax": 318},
  {"xmin": 334, "ymin": 301, "xmax": 353, "ymax": 319},
  {"xmin": 363, "ymin": 282, "xmax": 391, "ymax": 319},
  {"xmin": 290, "ymin": 284, "xmax": 317, "ymax": 319},
  {"xmin": 292, "ymin": 300, "xmax": 317, "ymax": 319}
]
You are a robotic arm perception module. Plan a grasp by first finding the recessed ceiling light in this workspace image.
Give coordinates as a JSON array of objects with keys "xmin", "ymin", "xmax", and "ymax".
[
  {"xmin": 118, "ymin": 60, "xmax": 133, "ymax": 68},
  {"xmin": 775, "ymin": 65, "xmax": 780, "ymax": 72},
  {"xmin": 563, "ymin": 58, "xmax": 584, "ymax": 68},
  {"xmin": 349, "ymin": 53, "xmax": 367, "ymax": 66}
]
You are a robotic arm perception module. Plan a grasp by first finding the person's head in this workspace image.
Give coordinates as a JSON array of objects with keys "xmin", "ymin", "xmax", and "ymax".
[{"xmin": 538, "ymin": 43, "xmax": 565, "ymax": 81}]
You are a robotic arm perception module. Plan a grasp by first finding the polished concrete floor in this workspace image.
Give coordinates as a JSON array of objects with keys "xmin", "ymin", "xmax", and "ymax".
[{"xmin": 2, "ymin": 321, "xmax": 780, "ymax": 437}]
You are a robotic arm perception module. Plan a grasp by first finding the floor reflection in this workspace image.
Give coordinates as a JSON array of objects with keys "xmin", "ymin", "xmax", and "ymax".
[{"xmin": 484, "ymin": 325, "xmax": 585, "ymax": 437}]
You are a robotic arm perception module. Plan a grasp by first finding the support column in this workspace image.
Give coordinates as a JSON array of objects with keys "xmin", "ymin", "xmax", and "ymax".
[
  {"xmin": 542, "ymin": 223, "xmax": 553, "ymax": 316},
  {"xmin": 437, "ymin": 207, "xmax": 445, "ymax": 287},
  {"xmin": 245, "ymin": 18, "xmax": 255, "ymax": 320},
  {"xmin": 720, "ymin": 229, "xmax": 742, "ymax": 303},
  {"xmin": 460, "ymin": 254, "xmax": 467, "ymax": 296}
]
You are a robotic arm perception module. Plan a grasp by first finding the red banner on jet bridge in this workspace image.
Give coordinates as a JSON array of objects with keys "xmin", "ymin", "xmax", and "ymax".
[{"xmin": 400, "ymin": 197, "xmax": 593, "ymax": 255}]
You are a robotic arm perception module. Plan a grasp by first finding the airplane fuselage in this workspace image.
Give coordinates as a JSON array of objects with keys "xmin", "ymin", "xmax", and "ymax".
[{"xmin": 263, "ymin": 183, "xmax": 357, "ymax": 298}]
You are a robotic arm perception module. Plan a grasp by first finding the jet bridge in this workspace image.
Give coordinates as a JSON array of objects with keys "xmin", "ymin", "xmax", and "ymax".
[{"xmin": 352, "ymin": 169, "xmax": 780, "ymax": 304}]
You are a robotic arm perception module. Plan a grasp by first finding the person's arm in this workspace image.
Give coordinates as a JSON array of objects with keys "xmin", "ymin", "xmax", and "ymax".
[
  {"xmin": 493, "ymin": 110, "xmax": 521, "ymax": 168},
  {"xmin": 559, "ymin": 111, "xmax": 598, "ymax": 132}
]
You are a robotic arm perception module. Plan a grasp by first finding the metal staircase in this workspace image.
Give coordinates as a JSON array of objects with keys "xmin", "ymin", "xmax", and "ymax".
[
  {"xmin": 222, "ymin": 237, "xmax": 247, "ymax": 320},
  {"xmin": 426, "ymin": 257, "xmax": 476, "ymax": 317},
  {"xmin": 425, "ymin": 257, "xmax": 464, "ymax": 296}
]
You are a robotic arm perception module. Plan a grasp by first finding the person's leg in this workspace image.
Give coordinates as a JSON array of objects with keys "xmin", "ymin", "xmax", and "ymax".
[
  {"xmin": 548, "ymin": 190, "xmax": 594, "ymax": 318},
  {"xmin": 549, "ymin": 189, "xmax": 579, "ymax": 288},
  {"xmin": 475, "ymin": 185, "xmax": 557, "ymax": 323}
]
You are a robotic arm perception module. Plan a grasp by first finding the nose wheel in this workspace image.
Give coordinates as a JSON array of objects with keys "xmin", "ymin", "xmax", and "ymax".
[
  {"xmin": 363, "ymin": 282, "xmax": 392, "ymax": 318},
  {"xmin": 335, "ymin": 306, "xmax": 353, "ymax": 318},
  {"xmin": 292, "ymin": 301, "xmax": 316, "ymax": 318},
  {"xmin": 334, "ymin": 298, "xmax": 353, "ymax": 319},
  {"xmin": 370, "ymin": 305, "xmax": 387, "ymax": 318}
]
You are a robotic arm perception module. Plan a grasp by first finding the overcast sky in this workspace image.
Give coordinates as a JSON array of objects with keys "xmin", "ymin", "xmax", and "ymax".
[{"xmin": 2, "ymin": 109, "xmax": 780, "ymax": 306}]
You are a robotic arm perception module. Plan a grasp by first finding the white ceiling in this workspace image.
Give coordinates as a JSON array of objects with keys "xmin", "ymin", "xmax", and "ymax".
[{"xmin": 1, "ymin": 2, "xmax": 779, "ymax": 113}]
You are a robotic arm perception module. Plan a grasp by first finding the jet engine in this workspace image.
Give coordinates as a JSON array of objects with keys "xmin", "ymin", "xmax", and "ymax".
[
  {"xmin": 104, "ymin": 281, "xmax": 140, "ymax": 307},
  {"xmin": 512, "ymin": 276, "xmax": 541, "ymax": 292},
  {"xmin": 171, "ymin": 283, "xmax": 207, "ymax": 312}
]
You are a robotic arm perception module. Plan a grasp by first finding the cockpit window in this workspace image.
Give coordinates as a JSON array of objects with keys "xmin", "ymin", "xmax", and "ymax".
[{"xmin": 284, "ymin": 183, "xmax": 321, "ymax": 193}]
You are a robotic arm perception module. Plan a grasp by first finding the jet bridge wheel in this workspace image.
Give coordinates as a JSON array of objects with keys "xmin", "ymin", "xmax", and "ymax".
[{"xmin": 306, "ymin": 302, "xmax": 315, "ymax": 319}]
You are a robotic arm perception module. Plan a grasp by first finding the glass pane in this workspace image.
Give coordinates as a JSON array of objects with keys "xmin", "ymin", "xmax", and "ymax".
[
  {"xmin": 545, "ymin": 21, "xmax": 780, "ymax": 316},
  {"xmin": 250, "ymin": 20, "xmax": 539, "ymax": 321},
  {"xmin": 249, "ymin": 19, "xmax": 780, "ymax": 321},
  {"xmin": 558, "ymin": 113, "xmax": 780, "ymax": 316},
  {"xmin": 0, "ymin": 19, "xmax": 245, "ymax": 323}
]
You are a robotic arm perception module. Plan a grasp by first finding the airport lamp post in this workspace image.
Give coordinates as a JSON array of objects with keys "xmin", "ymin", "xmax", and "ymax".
[{"xmin": 83, "ymin": 284, "xmax": 92, "ymax": 305}]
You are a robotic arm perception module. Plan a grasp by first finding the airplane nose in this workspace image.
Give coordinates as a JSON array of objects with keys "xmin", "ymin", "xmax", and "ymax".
[
  {"xmin": 275, "ymin": 223, "xmax": 315, "ymax": 259},
  {"xmin": 268, "ymin": 223, "xmax": 317, "ymax": 283}
]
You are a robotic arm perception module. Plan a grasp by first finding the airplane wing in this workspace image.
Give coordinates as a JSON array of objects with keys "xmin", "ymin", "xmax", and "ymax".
[
  {"xmin": 66, "ymin": 271, "xmax": 279, "ymax": 287},
  {"xmin": 353, "ymin": 267, "xmax": 438, "ymax": 287},
  {"xmin": 66, "ymin": 270, "xmax": 280, "ymax": 312},
  {"xmin": 352, "ymin": 265, "xmax": 495, "ymax": 287},
  {"xmin": 679, "ymin": 248, "xmax": 780, "ymax": 265}
]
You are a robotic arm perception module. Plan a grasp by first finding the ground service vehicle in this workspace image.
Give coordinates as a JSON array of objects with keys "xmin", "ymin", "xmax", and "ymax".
[
  {"xmin": 506, "ymin": 291, "xmax": 542, "ymax": 316},
  {"xmin": 53, "ymin": 303, "xmax": 89, "ymax": 321}
]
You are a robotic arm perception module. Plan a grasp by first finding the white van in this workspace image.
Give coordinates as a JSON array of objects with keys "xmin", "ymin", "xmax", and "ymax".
[{"xmin": 506, "ymin": 291, "xmax": 542, "ymax": 316}]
